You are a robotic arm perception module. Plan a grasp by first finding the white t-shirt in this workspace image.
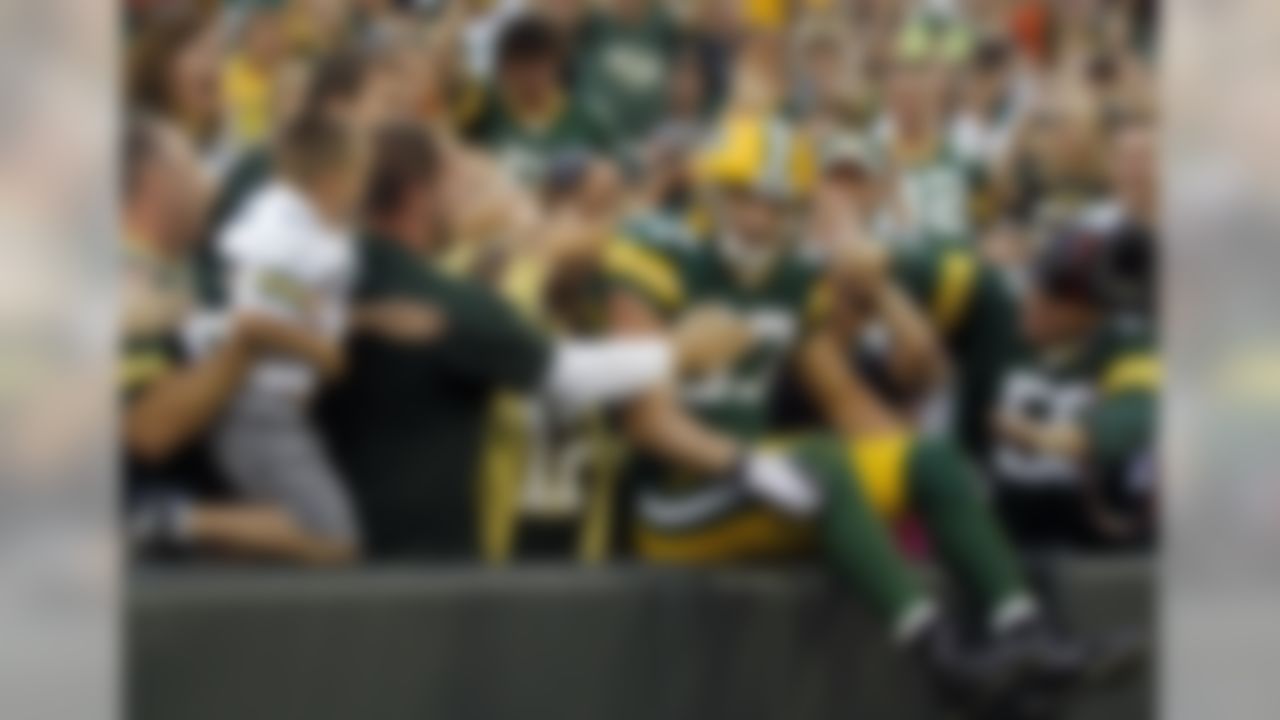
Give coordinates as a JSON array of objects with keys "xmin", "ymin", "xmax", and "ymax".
[{"xmin": 215, "ymin": 181, "xmax": 356, "ymax": 401}]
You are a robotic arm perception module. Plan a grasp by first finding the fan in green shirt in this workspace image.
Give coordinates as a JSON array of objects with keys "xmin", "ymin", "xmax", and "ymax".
[
  {"xmin": 572, "ymin": 0, "xmax": 682, "ymax": 143},
  {"xmin": 876, "ymin": 58, "xmax": 985, "ymax": 243},
  {"xmin": 987, "ymin": 223, "xmax": 1158, "ymax": 549},
  {"xmin": 467, "ymin": 14, "xmax": 616, "ymax": 187}
]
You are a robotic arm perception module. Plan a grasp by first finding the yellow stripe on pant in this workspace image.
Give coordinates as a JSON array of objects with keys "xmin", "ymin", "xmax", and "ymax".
[{"xmin": 634, "ymin": 506, "xmax": 815, "ymax": 564}]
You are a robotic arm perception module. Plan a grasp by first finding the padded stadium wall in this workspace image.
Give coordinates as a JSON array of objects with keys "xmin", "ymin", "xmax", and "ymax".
[{"xmin": 130, "ymin": 559, "xmax": 1152, "ymax": 720}]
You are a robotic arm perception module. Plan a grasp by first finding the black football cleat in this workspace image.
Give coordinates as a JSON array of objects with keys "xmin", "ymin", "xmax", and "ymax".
[
  {"xmin": 995, "ymin": 619, "xmax": 1148, "ymax": 697},
  {"xmin": 974, "ymin": 681, "xmax": 1071, "ymax": 720},
  {"xmin": 908, "ymin": 619, "xmax": 1026, "ymax": 718}
]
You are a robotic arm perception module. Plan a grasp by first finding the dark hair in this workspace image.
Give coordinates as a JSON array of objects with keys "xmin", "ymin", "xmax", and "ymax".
[
  {"xmin": 497, "ymin": 14, "xmax": 563, "ymax": 69},
  {"xmin": 365, "ymin": 123, "xmax": 442, "ymax": 218},
  {"xmin": 303, "ymin": 47, "xmax": 371, "ymax": 118},
  {"xmin": 1101, "ymin": 221, "xmax": 1155, "ymax": 313},
  {"xmin": 972, "ymin": 37, "xmax": 1012, "ymax": 73},
  {"xmin": 1034, "ymin": 224, "xmax": 1109, "ymax": 305},
  {"xmin": 275, "ymin": 113, "xmax": 355, "ymax": 186},
  {"xmin": 127, "ymin": 5, "xmax": 214, "ymax": 117}
]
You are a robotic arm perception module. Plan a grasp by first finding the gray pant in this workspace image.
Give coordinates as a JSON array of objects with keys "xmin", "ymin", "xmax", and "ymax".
[{"xmin": 213, "ymin": 394, "xmax": 360, "ymax": 546}]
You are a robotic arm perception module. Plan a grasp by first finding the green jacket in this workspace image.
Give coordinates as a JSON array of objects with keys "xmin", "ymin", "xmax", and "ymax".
[{"xmin": 318, "ymin": 236, "xmax": 552, "ymax": 558}]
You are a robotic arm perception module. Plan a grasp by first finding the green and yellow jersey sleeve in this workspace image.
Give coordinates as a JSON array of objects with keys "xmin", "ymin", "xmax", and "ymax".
[
  {"xmin": 893, "ymin": 241, "xmax": 984, "ymax": 337},
  {"xmin": 1087, "ymin": 349, "xmax": 1158, "ymax": 466},
  {"xmin": 604, "ymin": 215, "xmax": 695, "ymax": 319},
  {"xmin": 892, "ymin": 242, "xmax": 1020, "ymax": 456},
  {"xmin": 605, "ymin": 237, "xmax": 686, "ymax": 316},
  {"xmin": 120, "ymin": 332, "xmax": 182, "ymax": 403}
]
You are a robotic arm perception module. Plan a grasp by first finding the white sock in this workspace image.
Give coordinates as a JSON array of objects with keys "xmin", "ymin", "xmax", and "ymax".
[
  {"xmin": 989, "ymin": 593, "xmax": 1040, "ymax": 635},
  {"xmin": 893, "ymin": 599, "xmax": 939, "ymax": 647}
]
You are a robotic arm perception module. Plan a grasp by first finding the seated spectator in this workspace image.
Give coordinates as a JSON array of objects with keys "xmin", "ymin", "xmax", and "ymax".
[
  {"xmin": 572, "ymin": 0, "xmax": 683, "ymax": 144},
  {"xmin": 789, "ymin": 22, "xmax": 870, "ymax": 143},
  {"xmin": 127, "ymin": 5, "xmax": 228, "ymax": 173},
  {"xmin": 950, "ymin": 36, "xmax": 1028, "ymax": 186},
  {"xmin": 989, "ymin": 222, "xmax": 1157, "ymax": 550},
  {"xmin": 873, "ymin": 55, "xmax": 979, "ymax": 245},
  {"xmin": 1085, "ymin": 118, "xmax": 1158, "ymax": 325},
  {"xmin": 1006, "ymin": 87, "xmax": 1110, "ymax": 230},
  {"xmin": 652, "ymin": 42, "xmax": 715, "ymax": 143},
  {"xmin": 222, "ymin": 0, "xmax": 288, "ymax": 152},
  {"xmin": 122, "ymin": 115, "xmax": 352, "ymax": 565},
  {"xmin": 466, "ymin": 14, "xmax": 615, "ymax": 187}
]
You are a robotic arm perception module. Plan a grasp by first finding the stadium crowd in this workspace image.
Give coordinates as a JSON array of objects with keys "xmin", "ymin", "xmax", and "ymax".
[
  {"xmin": 122, "ymin": 0, "xmax": 1158, "ymax": 711},
  {"xmin": 121, "ymin": 0, "xmax": 1157, "ymax": 569}
]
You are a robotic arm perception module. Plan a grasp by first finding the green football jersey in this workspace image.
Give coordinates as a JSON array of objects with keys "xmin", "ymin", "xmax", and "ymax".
[
  {"xmin": 573, "ymin": 8, "xmax": 681, "ymax": 142},
  {"xmin": 893, "ymin": 240, "xmax": 1019, "ymax": 458},
  {"xmin": 608, "ymin": 217, "xmax": 824, "ymax": 443},
  {"xmin": 989, "ymin": 320, "xmax": 1157, "ymax": 496},
  {"xmin": 468, "ymin": 92, "xmax": 616, "ymax": 186}
]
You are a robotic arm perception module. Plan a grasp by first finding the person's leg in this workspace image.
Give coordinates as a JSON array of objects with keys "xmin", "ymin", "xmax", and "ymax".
[
  {"xmin": 906, "ymin": 437, "xmax": 1036, "ymax": 632},
  {"xmin": 280, "ymin": 417, "xmax": 362, "ymax": 546},
  {"xmin": 789, "ymin": 436, "xmax": 1038, "ymax": 712},
  {"xmin": 215, "ymin": 399, "xmax": 361, "ymax": 547},
  {"xmin": 788, "ymin": 438, "xmax": 936, "ymax": 641},
  {"xmin": 784, "ymin": 434, "xmax": 1136, "ymax": 709}
]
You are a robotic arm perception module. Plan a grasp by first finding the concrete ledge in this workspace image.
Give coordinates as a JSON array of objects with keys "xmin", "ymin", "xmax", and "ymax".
[{"xmin": 130, "ymin": 559, "xmax": 1153, "ymax": 720}]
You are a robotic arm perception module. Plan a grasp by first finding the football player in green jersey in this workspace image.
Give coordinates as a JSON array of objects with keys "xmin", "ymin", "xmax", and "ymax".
[
  {"xmin": 989, "ymin": 223, "xmax": 1158, "ymax": 549},
  {"xmin": 604, "ymin": 113, "xmax": 1132, "ymax": 713},
  {"xmin": 807, "ymin": 132, "xmax": 1022, "ymax": 461}
]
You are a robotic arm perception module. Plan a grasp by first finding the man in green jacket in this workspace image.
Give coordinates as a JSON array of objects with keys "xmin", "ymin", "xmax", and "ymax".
[{"xmin": 318, "ymin": 123, "xmax": 740, "ymax": 558}]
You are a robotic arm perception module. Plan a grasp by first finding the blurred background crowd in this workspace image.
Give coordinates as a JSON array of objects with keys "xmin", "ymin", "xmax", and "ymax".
[{"xmin": 120, "ymin": 0, "xmax": 1158, "ymax": 567}]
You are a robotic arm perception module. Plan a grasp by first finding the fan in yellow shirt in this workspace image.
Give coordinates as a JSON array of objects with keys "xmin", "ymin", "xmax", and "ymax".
[{"xmin": 222, "ymin": 3, "xmax": 287, "ymax": 147}]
